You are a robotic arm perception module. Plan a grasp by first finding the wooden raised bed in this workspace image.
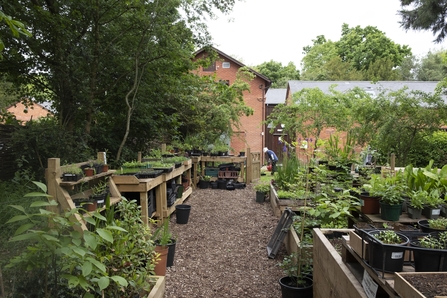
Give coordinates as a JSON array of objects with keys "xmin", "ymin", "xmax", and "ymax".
[
  {"xmin": 394, "ymin": 272, "xmax": 447, "ymax": 298},
  {"xmin": 147, "ymin": 276, "xmax": 165, "ymax": 298},
  {"xmin": 313, "ymin": 228, "xmax": 368, "ymax": 298},
  {"xmin": 269, "ymin": 185, "xmax": 305, "ymax": 217}
]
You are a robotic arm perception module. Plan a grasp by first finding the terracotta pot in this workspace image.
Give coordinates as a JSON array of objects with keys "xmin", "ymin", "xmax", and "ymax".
[
  {"xmin": 359, "ymin": 193, "xmax": 380, "ymax": 214},
  {"xmin": 154, "ymin": 245, "xmax": 168, "ymax": 276},
  {"xmin": 84, "ymin": 168, "xmax": 94, "ymax": 176}
]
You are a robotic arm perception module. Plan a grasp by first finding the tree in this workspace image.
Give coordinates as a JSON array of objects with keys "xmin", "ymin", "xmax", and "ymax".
[
  {"xmin": 363, "ymin": 57, "xmax": 402, "ymax": 81},
  {"xmin": 337, "ymin": 23, "xmax": 412, "ymax": 72},
  {"xmin": 396, "ymin": 55, "xmax": 418, "ymax": 81},
  {"xmin": 300, "ymin": 37, "xmax": 340, "ymax": 80},
  {"xmin": 399, "ymin": 0, "xmax": 447, "ymax": 43},
  {"xmin": 0, "ymin": 10, "xmax": 31, "ymax": 59},
  {"xmin": 415, "ymin": 50, "xmax": 447, "ymax": 81},
  {"xmin": 267, "ymin": 86, "xmax": 355, "ymax": 153},
  {"xmin": 301, "ymin": 24, "xmax": 412, "ymax": 81},
  {"xmin": 0, "ymin": 0, "xmax": 241, "ymax": 162},
  {"xmin": 353, "ymin": 87, "xmax": 447, "ymax": 166},
  {"xmin": 253, "ymin": 60, "xmax": 299, "ymax": 88}
]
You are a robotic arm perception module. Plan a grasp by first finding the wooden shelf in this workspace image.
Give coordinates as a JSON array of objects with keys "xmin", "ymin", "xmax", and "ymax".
[
  {"xmin": 59, "ymin": 170, "xmax": 117, "ymax": 188},
  {"xmin": 113, "ymin": 160, "xmax": 193, "ymax": 224},
  {"xmin": 342, "ymin": 229, "xmax": 416, "ymax": 298}
]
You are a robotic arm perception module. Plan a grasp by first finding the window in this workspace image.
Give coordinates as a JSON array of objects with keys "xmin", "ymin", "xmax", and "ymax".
[
  {"xmin": 219, "ymin": 80, "xmax": 230, "ymax": 86},
  {"xmin": 203, "ymin": 62, "xmax": 216, "ymax": 72},
  {"xmin": 222, "ymin": 62, "xmax": 230, "ymax": 68}
]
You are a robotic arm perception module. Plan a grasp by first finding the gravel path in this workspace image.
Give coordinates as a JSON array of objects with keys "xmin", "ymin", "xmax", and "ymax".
[{"xmin": 164, "ymin": 184, "xmax": 287, "ymax": 297}]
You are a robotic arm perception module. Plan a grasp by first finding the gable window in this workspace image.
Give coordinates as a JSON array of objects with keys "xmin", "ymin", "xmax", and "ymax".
[
  {"xmin": 222, "ymin": 62, "xmax": 230, "ymax": 68},
  {"xmin": 203, "ymin": 62, "xmax": 216, "ymax": 72}
]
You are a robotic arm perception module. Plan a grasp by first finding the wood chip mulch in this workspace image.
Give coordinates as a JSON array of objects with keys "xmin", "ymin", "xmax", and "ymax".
[{"xmin": 164, "ymin": 184, "xmax": 287, "ymax": 297}]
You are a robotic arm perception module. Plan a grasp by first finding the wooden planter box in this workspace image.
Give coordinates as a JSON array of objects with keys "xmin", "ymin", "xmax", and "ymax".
[
  {"xmin": 269, "ymin": 184, "xmax": 305, "ymax": 217},
  {"xmin": 394, "ymin": 272, "xmax": 447, "ymax": 298},
  {"xmin": 146, "ymin": 276, "xmax": 165, "ymax": 298},
  {"xmin": 283, "ymin": 225, "xmax": 313, "ymax": 259},
  {"xmin": 313, "ymin": 228, "xmax": 368, "ymax": 298}
]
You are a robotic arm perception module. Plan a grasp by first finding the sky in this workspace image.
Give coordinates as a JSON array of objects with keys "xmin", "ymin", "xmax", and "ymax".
[{"xmin": 205, "ymin": 0, "xmax": 446, "ymax": 69}]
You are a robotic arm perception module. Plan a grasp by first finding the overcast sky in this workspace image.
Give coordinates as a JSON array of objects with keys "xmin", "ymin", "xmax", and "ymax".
[{"xmin": 205, "ymin": 0, "xmax": 446, "ymax": 69}]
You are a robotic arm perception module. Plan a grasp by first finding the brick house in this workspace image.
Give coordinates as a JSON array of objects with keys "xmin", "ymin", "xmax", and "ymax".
[
  {"xmin": 6, "ymin": 100, "xmax": 53, "ymax": 124},
  {"xmin": 193, "ymin": 47, "xmax": 271, "ymax": 159},
  {"xmin": 266, "ymin": 81, "xmax": 441, "ymax": 160}
]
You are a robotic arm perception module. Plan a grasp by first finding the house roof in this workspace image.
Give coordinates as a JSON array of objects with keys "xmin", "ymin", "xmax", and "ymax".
[
  {"xmin": 194, "ymin": 46, "xmax": 272, "ymax": 89},
  {"xmin": 265, "ymin": 88, "xmax": 287, "ymax": 105},
  {"xmin": 287, "ymin": 81, "xmax": 441, "ymax": 101}
]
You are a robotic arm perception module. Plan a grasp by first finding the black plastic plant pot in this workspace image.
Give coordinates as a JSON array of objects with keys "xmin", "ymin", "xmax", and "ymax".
[
  {"xmin": 278, "ymin": 276, "xmax": 313, "ymax": 298},
  {"xmin": 366, "ymin": 230, "xmax": 409, "ymax": 273},
  {"xmin": 418, "ymin": 219, "xmax": 447, "ymax": 233},
  {"xmin": 166, "ymin": 239, "xmax": 176, "ymax": 267},
  {"xmin": 411, "ymin": 241, "xmax": 447, "ymax": 272}
]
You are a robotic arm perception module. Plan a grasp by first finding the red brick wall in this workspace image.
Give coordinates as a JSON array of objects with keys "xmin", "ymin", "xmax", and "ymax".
[
  {"xmin": 195, "ymin": 54, "xmax": 266, "ymax": 157},
  {"xmin": 7, "ymin": 102, "xmax": 52, "ymax": 124}
]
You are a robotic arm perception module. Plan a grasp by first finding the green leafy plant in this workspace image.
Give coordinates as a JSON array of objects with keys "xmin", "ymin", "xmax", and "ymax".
[
  {"xmin": 425, "ymin": 188, "xmax": 444, "ymax": 208},
  {"xmin": 373, "ymin": 230, "xmax": 403, "ymax": 244},
  {"xmin": 362, "ymin": 174, "xmax": 387, "ymax": 197},
  {"xmin": 428, "ymin": 217, "xmax": 447, "ymax": 230},
  {"xmin": 380, "ymin": 184, "xmax": 405, "ymax": 205},
  {"xmin": 254, "ymin": 182, "xmax": 270, "ymax": 193},
  {"xmin": 274, "ymin": 155, "xmax": 304, "ymax": 191},
  {"xmin": 6, "ymin": 182, "xmax": 158, "ymax": 297},
  {"xmin": 201, "ymin": 175, "xmax": 212, "ymax": 182},
  {"xmin": 409, "ymin": 189, "xmax": 427, "ymax": 209},
  {"xmin": 63, "ymin": 164, "xmax": 83, "ymax": 175},
  {"xmin": 418, "ymin": 234, "xmax": 444, "ymax": 249},
  {"xmin": 152, "ymin": 218, "xmax": 174, "ymax": 246},
  {"xmin": 310, "ymin": 189, "xmax": 359, "ymax": 228},
  {"xmin": 279, "ymin": 247, "xmax": 312, "ymax": 287}
]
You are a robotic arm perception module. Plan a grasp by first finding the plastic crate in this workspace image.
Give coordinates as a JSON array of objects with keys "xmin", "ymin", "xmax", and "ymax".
[
  {"xmin": 205, "ymin": 167, "xmax": 219, "ymax": 177},
  {"xmin": 218, "ymin": 171, "xmax": 239, "ymax": 179}
]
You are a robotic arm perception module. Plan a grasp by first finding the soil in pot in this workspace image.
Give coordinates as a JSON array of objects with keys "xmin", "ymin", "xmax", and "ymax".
[{"xmin": 403, "ymin": 274, "xmax": 447, "ymax": 297}]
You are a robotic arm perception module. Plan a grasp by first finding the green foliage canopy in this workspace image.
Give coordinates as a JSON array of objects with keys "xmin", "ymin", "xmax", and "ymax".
[
  {"xmin": 301, "ymin": 24, "xmax": 412, "ymax": 81},
  {"xmin": 254, "ymin": 60, "xmax": 300, "ymax": 88},
  {"xmin": 399, "ymin": 0, "xmax": 447, "ymax": 43}
]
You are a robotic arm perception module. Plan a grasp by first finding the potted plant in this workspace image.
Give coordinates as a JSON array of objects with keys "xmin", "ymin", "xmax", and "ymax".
[
  {"xmin": 278, "ymin": 248, "xmax": 313, "ymax": 298},
  {"xmin": 90, "ymin": 179, "xmax": 109, "ymax": 208},
  {"xmin": 418, "ymin": 217, "xmax": 447, "ymax": 233},
  {"xmin": 422, "ymin": 189, "xmax": 444, "ymax": 219},
  {"xmin": 62, "ymin": 164, "xmax": 84, "ymax": 181},
  {"xmin": 366, "ymin": 230, "xmax": 410, "ymax": 273},
  {"xmin": 83, "ymin": 161, "xmax": 96, "ymax": 176},
  {"xmin": 254, "ymin": 182, "xmax": 270, "ymax": 203},
  {"xmin": 410, "ymin": 231, "xmax": 447, "ymax": 272},
  {"xmin": 198, "ymin": 175, "xmax": 211, "ymax": 189},
  {"xmin": 277, "ymin": 160, "xmax": 314, "ymax": 298},
  {"xmin": 379, "ymin": 184, "xmax": 405, "ymax": 221},
  {"xmin": 407, "ymin": 189, "xmax": 426, "ymax": 219},
  {"xmin": 152, "ymin": 219, "xmax": 175, "ymax": 275},
  {"xmin": 361, "ymin": 174, "xmax": 386, "ymax": 214}
]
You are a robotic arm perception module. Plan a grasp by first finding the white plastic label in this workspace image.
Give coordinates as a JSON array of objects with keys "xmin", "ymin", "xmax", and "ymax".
[
  {"xmin": 391, "ymin": 252, "xmax": 403, "ymax": 259},
  {"xmin": 362, "ymin": 270, "xmax": 378, "ymax": 298},
  {"xmin": 432, "ymin": 209, "xmax": 441, "ymax": 215}
]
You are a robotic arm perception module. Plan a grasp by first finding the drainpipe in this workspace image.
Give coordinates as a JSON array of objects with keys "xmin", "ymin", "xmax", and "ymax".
[{"xmin": 259, "ymin": 84, "xmax": 266, "ymax": 165}]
